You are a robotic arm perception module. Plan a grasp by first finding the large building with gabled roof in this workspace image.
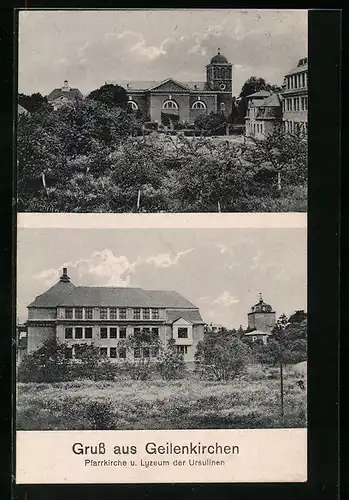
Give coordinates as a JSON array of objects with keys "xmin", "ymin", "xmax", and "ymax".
[
  {"xmin": 110, "ymin": 49, "xmax": 233, "ymax": 125},
  {"xmin": 26, "ymin": 268, "xmax": 205, "ymax": 362}
]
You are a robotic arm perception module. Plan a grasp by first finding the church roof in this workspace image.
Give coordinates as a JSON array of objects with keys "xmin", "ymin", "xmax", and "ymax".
[
  {"xmin": 118, "ymin": 80, "xmax": 208, "ymax": 92},
  {"xmin": 249, "ymin": 294, "xmax": 274, "ymax": 313},
  {"xmin": 210, "ymin": 51, "xmax": 229, "ymax": 64}
]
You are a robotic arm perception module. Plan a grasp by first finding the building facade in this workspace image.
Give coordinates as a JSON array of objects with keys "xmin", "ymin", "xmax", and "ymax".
[
  {"xmin": 281, "ymin": 57, "xmax": 308, "ymax": 133},
  {"xmin": 47, "ymin": 80, "xmax": 83, "ymax": 110},
  {"xmin": 245, "ymin": 293, "xmax": 276, "ymax": 344},
  {"xmin": 116, "ymin": 50, "xmax": 233, "ymax": 125},
  {"xmin": 26, "ymin": 268, "xmax": 205, "ymax": 363},
  {"xmin": 245, "ymin": 91, "xmax": 282, "ymax": 139}
]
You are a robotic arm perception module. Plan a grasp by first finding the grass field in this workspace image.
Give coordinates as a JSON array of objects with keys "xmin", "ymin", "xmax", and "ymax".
[{"xmin": 16, "ymin": 365, "xmax": 307, "ymax": 430}]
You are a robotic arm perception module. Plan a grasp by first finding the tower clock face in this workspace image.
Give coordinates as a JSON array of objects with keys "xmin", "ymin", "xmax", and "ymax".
[{"xmin": 220, "ymin": 83, "xmax": 226, "ymax": 90}]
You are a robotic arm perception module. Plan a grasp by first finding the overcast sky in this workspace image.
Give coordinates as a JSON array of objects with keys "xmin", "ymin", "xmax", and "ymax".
[
  {"xmin": 17, "ymin": 227, "xmax": 307, "ymax": 328},
  {"xmin": 18, "ymin": 9, "xmax": 308, "ymax": 97}
]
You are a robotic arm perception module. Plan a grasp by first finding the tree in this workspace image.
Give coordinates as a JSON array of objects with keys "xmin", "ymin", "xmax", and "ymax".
[
  {"xmin": 17, "ymin": 338, "xmax": 71, "ymax": 383},
  {"xmin": 87, "ymin": 83, "xmax": 128, "ymax": 109},
  {"xmin": 194, "ymin": 112, "xmax": 227, "ymax": 136},
  {"xmin": 73, "ymin": 343, "xmax": 115, "ymax": 381},
  {"xmin": 195, "ymin": 331, "xmax": 251, "ymax": 381},
  {"xmin": 17, "ymin": 98, "xmax": 141, "ymax": 211},
  {"xmin": 18, "ymin": 92, "xmax": 49, "ymax": 113},
  {"xmin": 156, "ymin": 339, "xmax": 186, "ymax": 380},
  {"xmin": 119, "ymin": 329, "xmax": 161, "ymax": 380},
  {"xmin": 260, "ymin": 313, "xmax": 307, "ymax": 416},
  {"xmin": 243, "ymin": 129, "xmax": 307, "ymax": 192}
]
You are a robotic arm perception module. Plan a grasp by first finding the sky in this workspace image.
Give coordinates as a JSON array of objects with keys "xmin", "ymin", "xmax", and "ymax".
[
  {"xmin": 17, "ymin": 227, "xmax": 307, "ymax": 328},
  {"xmin": 18, "ymin": 9, "xmax": 308, "ymax": 97}
]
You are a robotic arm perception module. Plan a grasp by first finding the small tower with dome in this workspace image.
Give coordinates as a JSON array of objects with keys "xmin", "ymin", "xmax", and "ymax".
[
  {"xmin": 247, "ymin": 293, "xmax": 276, "ymax": 333},
  {"xmin": 206, "ymin": 49, "xmax": 233, "ymax": 115}
]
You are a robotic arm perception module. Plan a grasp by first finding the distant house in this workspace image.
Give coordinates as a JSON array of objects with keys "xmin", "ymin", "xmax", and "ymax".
[
  {"xmin": 47, "ymin": 80, "xmax": 83, "ymax": 110},
  {"xmin": 205, "ymin": 323, "xmax": 224, "ymax": 333},
  {"xmin": 17, "ymin": 104, "xmax": 29, "ymax": 116},
  {"xmin": 245, "ymin": 91, "xmax": 282, "ymax": 139},
  {"xmin": 25, "ymin": 268, "xmax": 205, "ymax": 363}
]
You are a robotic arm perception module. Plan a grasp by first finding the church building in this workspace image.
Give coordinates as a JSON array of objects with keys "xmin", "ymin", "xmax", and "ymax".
[
  {"xmin": 24, "ymin": 268, "xmax": 205, "ymax": 363},
  {"xmin": 118, "ymin": 50, "xmax": 233, "ymax": 125}
]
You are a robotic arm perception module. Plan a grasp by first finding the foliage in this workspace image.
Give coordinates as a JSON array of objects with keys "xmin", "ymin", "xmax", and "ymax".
[
  {"xmin": 18, "ymin": 92, "xmax": 49, "ymax": 113},
  {"xmin": 87, "ymin": 83, "xmax": 128, "ymax": 109},
  {"xmin": 195, "ymin": 331, "xmax": 251, "ymax": 381},
  {"xmin": 17, "ymin": 99, "xmax": 307, "ymax": 213},
  {"xmin": 243, "ymin": 129, "xmax": 308, "ymax": 192},
  {"xmin": 17, "ymin": 338, "xmax": 71, "ymax": 383},
  {"xmin": 118, "ymin": 329, "xmax": 161, "ymax": 380},
  {"xmin": 72, "ymin": 343, "xmax": 117, "ymax": 381},
  {"xmin": 194, "ymin": 111, "xmax": 227, "ymax": 135},
  {"xmin": 17, "ymin": 369, "xmax": 306, "ymax": 430},
  {"xmin": 156, "ymin": 339, "xmax": 186, "ymax": 380}
]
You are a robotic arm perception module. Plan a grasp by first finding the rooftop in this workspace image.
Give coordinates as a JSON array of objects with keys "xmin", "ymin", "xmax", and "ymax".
[{"xmin": 28, "ymin": 268, "xmax": 199, "ymax": 309}]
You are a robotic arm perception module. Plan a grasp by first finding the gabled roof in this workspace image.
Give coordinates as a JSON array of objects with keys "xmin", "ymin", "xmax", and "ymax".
[
  {"xmin": 148, "ymin": 78, "xmax": 191, "ymax": 91},
  {"xmin": 284, "ymin": 62, "xmax": 308, "ymax": 76},
  {"xmin": 56, "ymin": 286, "xmax": 197, "ymax": 308},
  {"xmin": 47, "ymin": 88, "xmax": 83, "ymax": 102},
  {"xmin": 166, "ymin": 309, "xmax": 204, "ymax": 324},
  {"xmin": 116, "ymin": 80, "xmax": 208, "ymax": 92},
  {"xmin": 262, "ymin": 93, "xmax": 282, "ymax": 107},
  {"xmin": 28, "ymin": 280, "xmax": 76, "ymax": 308},
  {"xmin": 245, "ymin": 90, "xmax": 271, "ymax": 99}
]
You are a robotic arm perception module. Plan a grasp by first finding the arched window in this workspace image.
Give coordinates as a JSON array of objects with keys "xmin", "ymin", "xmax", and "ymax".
[
  {"xmin": 127, "ymin": 100, "xmax": 138, "ymax": 111},
  {"xmin": 191, "ymin": 100, "xmax": 207, "ymax": 109},
  {"xmin": 162, "ymin": 100, "xmax": 179, "ymax": 109},
  {"xmin": 220, "ymin": 102, "xmax": 226, "ymax": 111}
]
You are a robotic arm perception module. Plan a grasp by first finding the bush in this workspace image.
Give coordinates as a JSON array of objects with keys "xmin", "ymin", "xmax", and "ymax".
[
  {"xmin": 17, "ymin": 338, "xmax": 71, "ymax": 383},
  {"xmin": 156, "ymin": 341, "xmax": 186, "ymax": 380}
]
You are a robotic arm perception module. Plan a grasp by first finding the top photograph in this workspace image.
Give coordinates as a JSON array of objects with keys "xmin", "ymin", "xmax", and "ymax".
[{"xmin": 17, "ymin": 9, "xmax": 308, "ymax": 213}]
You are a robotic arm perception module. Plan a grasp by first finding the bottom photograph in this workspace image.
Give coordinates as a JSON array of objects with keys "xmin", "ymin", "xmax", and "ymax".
[{"xmin": 16, "ymin": 226, "xmax": 307, "ymax": 432}]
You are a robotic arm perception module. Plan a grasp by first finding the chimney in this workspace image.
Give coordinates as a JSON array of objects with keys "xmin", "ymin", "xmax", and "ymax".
[{"xmin": 60, "ymin": 267, "xmax": 70, "ymax": 282}]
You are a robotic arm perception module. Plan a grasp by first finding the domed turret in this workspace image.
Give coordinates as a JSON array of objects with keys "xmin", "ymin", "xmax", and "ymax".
[
  {"xmin": 210, "ymin": 50, "xmax": 228, "ymax": 64},
  {"xmin": 247, "ymin": 293, "xmax": 276, "ymax": 333},
  {"xmin": 205, "ymin": 49, "xmax": 233, "ymax": 106}
]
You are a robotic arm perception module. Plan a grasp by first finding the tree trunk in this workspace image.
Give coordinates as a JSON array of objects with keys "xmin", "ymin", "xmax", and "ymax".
[
  {"xmin": 280, "ymin": 361, "xmax": 284, "ymax": 417},
  {"xmin": 277, "ymin": 171, "xmax": 282, "ymax": 191}
]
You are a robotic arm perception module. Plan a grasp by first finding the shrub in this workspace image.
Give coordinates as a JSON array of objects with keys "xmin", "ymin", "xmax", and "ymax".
[
  {"xmin": 17, "ymin": 338, "xmax": 71, "ymax": 383},
  {"xmin": 156, "ymin": 341, "xmax": 187, "ymax": 380},
  {"xmin": 195, "ymin": 332, "xmax": 251, "ymax": 382}
]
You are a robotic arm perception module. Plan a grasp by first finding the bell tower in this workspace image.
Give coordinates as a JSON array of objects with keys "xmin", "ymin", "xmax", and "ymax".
[{"xmin": 206, "ymin": 49, "xmax": 233, "ymax": 93}]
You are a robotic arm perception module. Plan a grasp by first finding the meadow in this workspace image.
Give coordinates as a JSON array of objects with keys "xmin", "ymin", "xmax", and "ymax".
[{"xmin": 16, "ymin": 364, "xmax": 307, "ymax": 430}]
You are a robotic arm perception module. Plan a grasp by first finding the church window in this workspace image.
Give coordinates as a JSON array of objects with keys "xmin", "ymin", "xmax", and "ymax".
[
  {"xmin": 191, "ymin": 100, "xmax": 207, "ymax": 109},
  {"xmin": 127, "ymin": 100, "xmax": 138, "ymax": 111},
  {"xmin": 162, "ymin": 100, "xmax": 179, "ymax": 109}
]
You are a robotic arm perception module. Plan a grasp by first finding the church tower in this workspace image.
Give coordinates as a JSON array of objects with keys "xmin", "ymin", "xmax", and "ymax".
[
  {"xmin": 247, "ymin": 293, "xmax": 276, "ymax": 333},
  {"xmin": 206, "ymin": 49, "xmax": 233, "ymax": 115}
]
